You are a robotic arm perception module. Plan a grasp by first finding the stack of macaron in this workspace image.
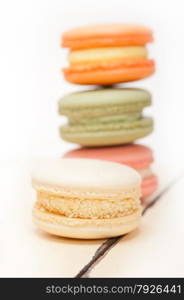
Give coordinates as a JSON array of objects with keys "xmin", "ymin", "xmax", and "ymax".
[
  {"xmin": 60, "ymin": 23, "xmax": 158, "ymax": 200},
  {"xmin": 32, "ymin": 23, "xmax": 158, "ymax": 239}
]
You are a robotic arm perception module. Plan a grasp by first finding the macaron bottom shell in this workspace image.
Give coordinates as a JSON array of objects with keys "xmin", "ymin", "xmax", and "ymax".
[
  {"xmin": 60, "ymin": 123, "xmax": 153, "ymax": 147},
  {"xmin": 63, "ymin": 59, "xmax": 155, "ymax": 85},
  {"xmin": 33, "ymin": 204, "xmax": 141, "ymax": 239}
]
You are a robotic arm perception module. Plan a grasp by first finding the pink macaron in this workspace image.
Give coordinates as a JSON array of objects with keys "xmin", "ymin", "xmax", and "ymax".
[{"xmin": 63, "ymin": 144, "xmax": 158, "ymax": 200}]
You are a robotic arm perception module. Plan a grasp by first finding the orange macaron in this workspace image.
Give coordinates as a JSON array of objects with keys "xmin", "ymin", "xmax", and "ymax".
[{"xmin": 62, "ymin": 24, "xmax": 155, "ymax": 85}]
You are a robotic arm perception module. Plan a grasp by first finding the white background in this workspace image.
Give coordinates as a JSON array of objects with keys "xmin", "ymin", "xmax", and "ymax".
[{"xmin": 0, "ymin": 0, "xmax": 184, "ymax": 166}]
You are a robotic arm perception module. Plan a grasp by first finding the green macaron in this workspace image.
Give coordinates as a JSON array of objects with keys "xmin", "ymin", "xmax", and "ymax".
[{"xmin": 58, "ymin": 88, "xmax": 153, "ymax": 147}]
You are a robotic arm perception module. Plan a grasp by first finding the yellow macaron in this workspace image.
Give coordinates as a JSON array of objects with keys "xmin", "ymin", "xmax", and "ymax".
[{"xmin": 32, "ymin": 158, "xmax": 142, "ymax": 239}]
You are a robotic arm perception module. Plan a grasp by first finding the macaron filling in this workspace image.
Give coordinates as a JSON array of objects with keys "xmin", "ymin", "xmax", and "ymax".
[
  {"xmin": 69, "ymin": 113, "xmax": 142, "ymax": 125},
  {"xmin": 35, "ymin": 189, "xmax": 141, "ymax": 219},
  {"xmin": 61, "ymin": 118, "xmax": 153, "ymax": 134},
  {"xmin": 68, "ymin": 46, "xmax": 147, "ymax": 66}
]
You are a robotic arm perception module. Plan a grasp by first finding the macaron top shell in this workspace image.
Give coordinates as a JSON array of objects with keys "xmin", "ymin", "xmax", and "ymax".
[
  {"xmin": 62, "ymin": 23, "xmax": 153, "ymax": 49},
  {"xmin": 64, "ymin": 144, "xmax": 153, "ymax": 169},
  {"xmin": 58, "ymin": 88, "xmax": 151, "ymax": 119},
  {"xmin": 32, "ymin": 158, "xmax": 141, "ymax": 194}
]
